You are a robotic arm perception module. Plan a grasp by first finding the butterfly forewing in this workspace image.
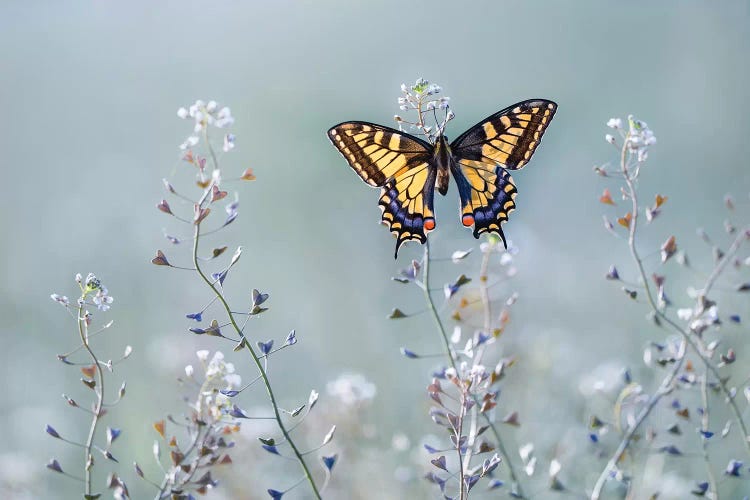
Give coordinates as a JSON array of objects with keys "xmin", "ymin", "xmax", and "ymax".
[
  {"xmin": 327, "ymin": 122, "xmax": 432, "ymax": 186},
  {"xmin": 450, "ymin": 99, "xmax": 557, "ymax": 169},
  {"xmin": 328, "ymin": 122, "xmax": 438, "ymax": 256}
]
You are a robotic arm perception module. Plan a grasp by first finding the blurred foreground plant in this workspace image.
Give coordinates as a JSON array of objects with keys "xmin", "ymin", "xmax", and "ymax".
[
  {"xmin": 147, "ymin": 100, "xmax": 333, "ymax": 499},
  {"xmin": 136, "ymin": 350, "xmax": 238, "ymax": 498},
  {"xmin": 47, "ymin": 274, "xmax": 131, "ymax": 499},
  {"xmin": 590, "ymin": 116, "xmax": 750, "ymax": 498}
]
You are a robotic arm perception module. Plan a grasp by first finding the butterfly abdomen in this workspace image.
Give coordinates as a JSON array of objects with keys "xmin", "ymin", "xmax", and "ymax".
[{"xmin": 434, "ymin": 135, "xmax": 452, "ymax": 196}]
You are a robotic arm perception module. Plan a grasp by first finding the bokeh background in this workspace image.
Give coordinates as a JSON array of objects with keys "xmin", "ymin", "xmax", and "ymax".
[{"xmin": 2, "ymin": 1, "xmax": 749, "ymax": 498}]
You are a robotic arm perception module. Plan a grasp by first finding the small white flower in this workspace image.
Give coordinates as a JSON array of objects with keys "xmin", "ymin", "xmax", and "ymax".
[
  {"xmin": 525, "ymin": 457, "xmax": 537, "ymax": 476},
  {"xmin": 224, "ymin": 373, "xmax": 242, "ymax": 389},
  {"xmin": 177, "ymin": 107, "xmax": 188, "ymax": 119},
  {"xmin": 93, "ymin": 287, "xmax": 113, "ymax": 311},
  {"xmin": 51, "ymin": 294, "xmax": 69, "ymax": 306},
  {"xmin": 185, "ymin": 365, "xmax": 194, "ymax": 377},
  {"xmin": 196, "ymin": 350, "xmax": 210, "ymax": 362},
  {"xmin": 206, "ymin": 351, "xmax": 225, "ymax": 377},
  {"xmin": 215, "ymin": 107, "xmax": 234, "ymax": 128},
  {"xmin": 223, "ymin": 133, "xmax": 235, "ymax": 152},
  {"xmin": 606, "ymin": 118, "xmax": 622, "ymax": 129},
  {"xmin": 392, "ymin": 433, "xmax": 410, "ymax": 451},
  {"xmin": 549, "ymin": 459, "xmax": 561, "ymax": 477},
  {"xmin": 179, "ymin": 136, "xmax": 200, "ymax": 150},
  {"xmin": 605, "ymin": 134, "xmax": 616, "ymax": 144},
  {"xmin": 519, "ymin": 443, "xmax": 534, "ymax": 462},
  {"xmin": 206, "ymin": 100, "xmax": 218, "ymax": 112}
]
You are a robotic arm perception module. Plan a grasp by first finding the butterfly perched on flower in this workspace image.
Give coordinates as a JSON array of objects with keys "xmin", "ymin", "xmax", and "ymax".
[{"xmin": 328, "ymin": 98, "xmax": 557, "ymax": 257}]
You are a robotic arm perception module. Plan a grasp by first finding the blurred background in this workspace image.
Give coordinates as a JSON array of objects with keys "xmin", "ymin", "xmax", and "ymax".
[{"xmin": 1, "ymin": 1, "xmax": 749, "ymax": 498}]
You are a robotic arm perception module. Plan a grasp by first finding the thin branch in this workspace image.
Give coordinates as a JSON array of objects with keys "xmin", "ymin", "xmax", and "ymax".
[
  {"xmin": 78, "ymin": 301, "xmax": 105, "ymax": 497},
  {"xmin": 191, "ymin": 192, "xmax": 322, "ymax": 499},
  {"xmin": 591, "ymin": 341, "xmax": 686, "ymax": 499},
  {"xmin": 463, "ymin": 243, "xmax": 526, "ymax": 498},
  {"xmin": 422, "ymin": 240, "xmax": 466, "ymax": 500},
  {"xmin": 700, "ymin": 361, "xmax": 718, "ymax": 500}
]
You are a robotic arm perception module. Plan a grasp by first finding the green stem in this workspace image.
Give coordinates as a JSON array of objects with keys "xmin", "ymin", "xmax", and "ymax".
[
  {"xmin": 465, "ymin": 243, "xmax": 526, "ymax": 498},
  {"xmin": 192, "ymin": 222, "xmax": 321, "ymax": 499},
  {"xmin": 700, "ymin": 362, "xmax": 718, "ymax": 500},
  {"xmin": 623, "ymin": 167, "xmax": 750, "ymax": 454},
  {"xmin": 422, "ymin": 240, "xmax": 466, "ymax": 500},
  {"xmin": 78, "ymin": 300, "xmax": 105, "ymax": 497},
  {"xmin": 187, "ymin": 130, "xmax": 322, "ymax": 498},
  {"xmin": 590, "ymin": 341, "xmax": 686, "ymax": 499}
]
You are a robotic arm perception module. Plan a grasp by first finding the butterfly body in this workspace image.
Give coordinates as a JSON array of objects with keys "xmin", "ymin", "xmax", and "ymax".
[{"xmin": 328, "ymin": 99, "xmax": 557, "ymax": 257}]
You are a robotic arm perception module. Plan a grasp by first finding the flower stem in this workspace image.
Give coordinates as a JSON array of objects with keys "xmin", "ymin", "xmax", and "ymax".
[
  {"xmin": 464, "ymin": 244, "xmax": 526, "ymax": 498},
  {"xmin": 78, "ymin": 301, "xmax": 105, "ymax": 497},
  {"xmin": 191, "ymin": 220, "xmax": 321, "ymax": 499},
  {"xmin": 422, "ymin": 240, "xmax": 466, "ymax": 500}
]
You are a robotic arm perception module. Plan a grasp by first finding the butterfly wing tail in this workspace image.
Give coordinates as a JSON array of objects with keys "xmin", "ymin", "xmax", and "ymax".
[
  {"xmin": 378, "ymin": 164, "xmax": 437, "ymax": 258},
  {"xmin": 452, "ymin": 163, "xmax": 515, "ymax": 247}
]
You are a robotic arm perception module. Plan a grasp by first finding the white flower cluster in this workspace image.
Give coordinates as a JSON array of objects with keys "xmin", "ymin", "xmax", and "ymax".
[
  {"xmin": 177, "ymin": 100, "xmax": 235, "ymax": 151},
  {"xmin": 51, "ymin": 273, "xmax": 113, "ymax": 312},
  {"xmin": 606, "ymin": 115, "xmax": 657, "ymax": 162},
  {"xmin": 677, "ymin": 304, "xmax": 719, "ymax": 335},
  {"xmin": 394, "ymin": 78, "xmax": 453, "ymax": 143},
  {"xmin": 398, "ymin": 78, "xmax": 449, "ymax": 111},
  {"xmin": 188, "ymin": 350, "xmax": 242, "ymax": 420},
  {"xmin": 625, "ymin": 115, "xmax": 657, "ymax": 161}
]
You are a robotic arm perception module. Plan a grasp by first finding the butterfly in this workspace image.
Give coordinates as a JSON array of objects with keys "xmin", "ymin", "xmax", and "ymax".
[{"xmin": 327, "ymin": 99, "xmax": 557, "ymax": 257}]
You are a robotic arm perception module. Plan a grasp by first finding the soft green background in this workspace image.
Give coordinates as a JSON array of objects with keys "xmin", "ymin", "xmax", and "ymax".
[{"xmin": 2, "ymin": 1, "xmax": 749, "ymax": 498}]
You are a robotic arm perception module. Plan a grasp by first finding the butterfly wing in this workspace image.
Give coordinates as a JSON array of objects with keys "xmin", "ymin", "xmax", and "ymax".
[
  {"xmin": 449, "ymin": 99, "xmax": 557, "ymax": 245},
  {"xmin": 327, "ymin": 122, "xmax": 437, "ymax": 257}
]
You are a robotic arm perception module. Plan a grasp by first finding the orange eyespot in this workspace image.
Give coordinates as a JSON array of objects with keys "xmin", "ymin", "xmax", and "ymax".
[
  {"xmin": 462, "ymin": 214, "xmax": 475, "ymax": 227},
  {"xmin": 424, "ymin": 217, "xmax": 436, "ymax": 231}
]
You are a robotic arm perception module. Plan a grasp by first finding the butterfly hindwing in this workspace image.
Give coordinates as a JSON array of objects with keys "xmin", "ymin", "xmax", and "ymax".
[
  {"xmin": 450, "ymin": 99, "xmax": 556, "ymax": 244},
  {"xmin": 379, "ymin": 160, "xmax": 437, "ymax": 256},
  {"xmin": 327, "ymin": 122, "xmax": 437, "ymax": 256},
  {"xmin": 451, "ymin": 160, "xmax": 517, "ymax": 244}
]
